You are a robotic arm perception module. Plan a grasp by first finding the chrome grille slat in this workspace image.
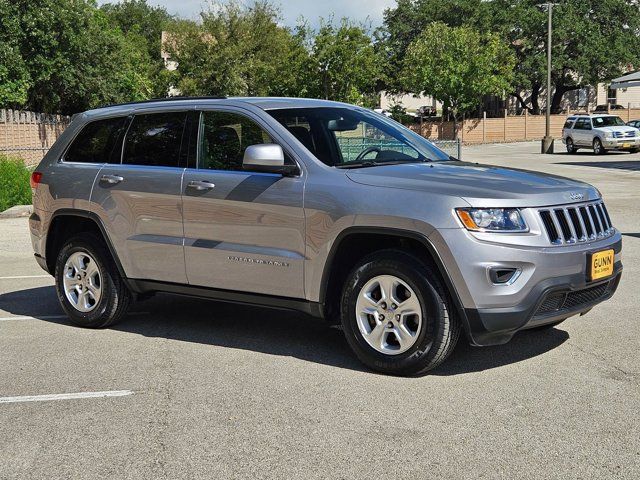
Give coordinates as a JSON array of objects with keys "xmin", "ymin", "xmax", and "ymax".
[{"xmin": 538, "ymin": 200, "xmax": 614, "ymax": 245}]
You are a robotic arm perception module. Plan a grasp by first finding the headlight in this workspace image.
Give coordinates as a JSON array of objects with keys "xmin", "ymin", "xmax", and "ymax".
[
  {"xmin": 456, "ymin": 208, "xmax": 528, "ymax": 232},
  {"xmin": 605, "ymin": 131, "xmax": 614, "ymax": 138}
]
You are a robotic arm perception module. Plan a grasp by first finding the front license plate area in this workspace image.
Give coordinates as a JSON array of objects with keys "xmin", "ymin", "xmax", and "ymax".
[
  {"xmin": 588, "ymin": 249, "xmax": 614, "ymax": 281},
  {"xmin": 622, "ymin": 143, "xmax": 631, "ymax": 149}
]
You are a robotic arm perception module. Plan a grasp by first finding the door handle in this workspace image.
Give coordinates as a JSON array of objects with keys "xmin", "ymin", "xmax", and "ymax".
[
  {"xmin": 100, "ymin": 174, "xmax": 124, "ymax": 185},
  {"xmin": 187, "ymin": 180, "xmax": 215, "ymax": 191}
]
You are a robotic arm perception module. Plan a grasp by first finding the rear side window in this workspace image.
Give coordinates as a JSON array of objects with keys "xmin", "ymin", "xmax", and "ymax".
[
  {"xmin": 123, "ymin": 112, "xmax": 188, "ymax": 167},
  {"xmin": 64, "ymin": 117, "xmax": 128, "ymax": 164},
  {"xmin": 563, "ymin": 119, "xmax": 575, "ymax": 129}
]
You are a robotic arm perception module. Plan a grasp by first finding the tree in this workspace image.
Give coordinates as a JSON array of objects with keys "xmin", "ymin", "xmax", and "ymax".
[
  {"xmin": 384, "ymin": 0, "xmax": 640, "ymax": 114},
  {"xmin": 165, "ymin": 1, "xmax": 310, "ymax": 97},
  {"xmin": 0, "ymin": 0, "xmax": 158, "ymax": 114},
  {"xmin": 0, "ymin": 1, "xmax": 30, "ymax": 105},
  {"xmin": 309, "ymin": 19, "xmax": 384, "ymax": 106},
  {"xmin": 402, "ymin": 22, "xmax": 515, "ymax": 137}
]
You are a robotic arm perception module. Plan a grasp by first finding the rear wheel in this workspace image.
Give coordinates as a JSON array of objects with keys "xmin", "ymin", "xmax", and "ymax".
[
  {"xmin": 340, "ymin": 249, "xmax": 460, "ymax": 376},
  {"xmin": 593, "ymin": 138, "xmax": 606, "ymax": 155},
  {"xmin": 54, "ymin": 233, "xmax": 131, "ymax": 328},
  {"xmin": 565, "ymin": 138, "xmax": 577, "ymax": 153}
]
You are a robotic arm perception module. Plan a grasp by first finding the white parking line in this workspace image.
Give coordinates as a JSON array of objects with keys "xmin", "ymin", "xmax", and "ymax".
[
  {"xmin": 0, "ymin": 312, "xmax": 150, "ymax": 322},
  {"xmin": 0, "ymin": 275, "xmax": 52, "ymax": 280},
  {"xmin": 0, "ymin": 390, "xmax": 134, "ymax": 404},
  {"xmin": 0, "ymin": 315, "xmax": 67, "ymax": 322}
]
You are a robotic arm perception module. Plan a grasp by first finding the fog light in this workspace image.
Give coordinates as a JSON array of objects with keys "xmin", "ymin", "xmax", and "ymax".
[{"xmin": 489, "ymin": 267, "xmax": 520, "ymax": 285}]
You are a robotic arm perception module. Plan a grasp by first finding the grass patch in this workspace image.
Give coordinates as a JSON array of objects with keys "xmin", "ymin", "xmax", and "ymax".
[{"xmin": 0, "ymin": 155, "xmax": 32, "ymax": 212}]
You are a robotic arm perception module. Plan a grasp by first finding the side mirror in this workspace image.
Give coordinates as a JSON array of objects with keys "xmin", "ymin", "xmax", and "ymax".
[{"xmin": 242, "ymin": 144, "xmax": 297, "ymax": 175}]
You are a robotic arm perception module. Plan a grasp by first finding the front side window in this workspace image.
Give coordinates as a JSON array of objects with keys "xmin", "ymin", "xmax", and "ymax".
[
  {"xmin": 199, "ymin": 111, "xmax": 274, "ymax": 171},
  {"xmin": 593, "ymin": 116, "xmax": 625, "ymax": 127},
  {"xmin": 65, "ymin": 117, "xmax": 128, "ymax": 164},
  {"xmin": 123, "ymin": 112, "xmax": 187, "ymax": 167},
  {"xmin": 267, "ymin": 107, "xmax": 450, "ymax": 167}
]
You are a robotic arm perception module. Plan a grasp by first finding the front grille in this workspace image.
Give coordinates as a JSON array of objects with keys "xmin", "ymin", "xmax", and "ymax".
[
  {"xmin": 613, "ymin": 131, "xmax": 636, "ymax": 138},
  {"xmin": 533, "ymin": 280, "xmax": 614, "ymax": 319},
  {"xmin": 538, "ymin": 200, "xmax": 614, "ymax": 245}
]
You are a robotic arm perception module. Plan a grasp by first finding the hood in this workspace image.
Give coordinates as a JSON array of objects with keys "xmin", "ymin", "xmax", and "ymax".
[
  {"xmin": 345, "ymin": 161, "xmax": 600, "ymax": 207},
  {"xmin": 597, "ymin": 126, "xmax": 637, "ymax": 134}
]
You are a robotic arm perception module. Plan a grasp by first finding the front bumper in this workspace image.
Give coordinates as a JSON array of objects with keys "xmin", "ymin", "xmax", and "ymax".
[
  {"xmin": 466, "ymin": 265, "xmax": 622, "ymax": 345},
  {"xmin": 429, "ymin": 228, "xmax": 623, "ymax": 346},
  {"xmin": 602, "ymin": 137, "xmax": 640, "ymax": 150}
]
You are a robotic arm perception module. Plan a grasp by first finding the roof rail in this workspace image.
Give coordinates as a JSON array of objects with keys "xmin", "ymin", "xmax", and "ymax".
[{"xmin": 102, "ymin": 96, "xmax": 227, "ymax": 108}]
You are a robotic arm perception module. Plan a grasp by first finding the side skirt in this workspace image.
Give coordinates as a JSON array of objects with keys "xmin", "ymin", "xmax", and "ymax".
[{"xmin": 128, "ymin": 279, "xmax": 324, "ymax": 318}]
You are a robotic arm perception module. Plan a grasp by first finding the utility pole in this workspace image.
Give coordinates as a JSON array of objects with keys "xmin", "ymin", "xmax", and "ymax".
[{"xmin": 541, "ymin": 2, "xmax": 554, "ymax": 154}]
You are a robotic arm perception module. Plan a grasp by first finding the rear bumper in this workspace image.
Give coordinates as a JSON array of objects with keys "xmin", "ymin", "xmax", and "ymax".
[{"xmin": 465, "ymin": 264, "xmax": 622, "ymax": 346}]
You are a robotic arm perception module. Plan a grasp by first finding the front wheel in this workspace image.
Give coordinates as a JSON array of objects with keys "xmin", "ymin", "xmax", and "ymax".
[
  {"xmin": 340, "ymin": 250, "xmax": 460, "ymax": 376},
  {"xmin": 593, "ymin": 138, "xmax": 606, "ymax": 155},
  {"xmin": 54, "ymin": 233, "xmax": 132, "ymax": 328}
]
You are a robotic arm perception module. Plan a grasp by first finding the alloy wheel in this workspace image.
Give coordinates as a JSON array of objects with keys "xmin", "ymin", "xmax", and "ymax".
[
  {"xmin": 354, "ymin": 275, "xmax": 423, "ymax": 355},
  {"xmin": 62, "ymin": 251, "xmax": 102, "ymax": 312}
]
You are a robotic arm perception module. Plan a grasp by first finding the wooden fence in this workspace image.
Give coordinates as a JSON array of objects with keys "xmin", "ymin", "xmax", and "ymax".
[
  {"xmin": 409, "ymin": 108, "xmax": 640, "ymax": 143},
  {"xmin": 0, "ymin": 109, "xmax": 70, "ymax": 165}
]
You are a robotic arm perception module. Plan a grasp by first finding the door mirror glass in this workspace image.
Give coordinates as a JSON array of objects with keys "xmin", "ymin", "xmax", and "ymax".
[{"xmin": 243, "ymin": 144, "xmax": 295, "ymax": 174}]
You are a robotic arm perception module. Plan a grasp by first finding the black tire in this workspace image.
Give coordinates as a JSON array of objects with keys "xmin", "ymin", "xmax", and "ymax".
[
  {"xmin": 593, "ymin": 138, "xmax": 606, "ymax": 155},
  {"xmin": 565, "ymin": 138, "xmax": 577, "ymax": 153},
  {"xmin": 340, "ymin": 249, "xmax": 460, "ymax": 376},
  {"xmin": 629, "ymin": 148, "xmax": 638, "ymax": 154},
  {"xmin": 54, "ymin": 233, "xmax": 132, "ymax": 328}
]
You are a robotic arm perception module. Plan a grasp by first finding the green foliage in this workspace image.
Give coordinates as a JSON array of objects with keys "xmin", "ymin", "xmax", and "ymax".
[
  {"xmin": 310, "ymin": 19, "xmax": 384, "ymax": 106},
  {"xmin": 388, "ymin": 103, "xmax": 414, "ymax": 124},
  {"xmin": 166, "ymin": 1, "xmax": 310, "ymax": 97},
  {"xmin": 384, "ymin": 0, "xmax": 640, "ymax": 113},
  {"xmin": 402, "ymin": 22, "xmax": 515, "ymax": 135},
  {"xmin": 0, "ymin": 156, "xmax": 31, "ymax": 211},
  {"xmin": 0, "ymin": 0, "xmax": 165, "ymax": 114}
]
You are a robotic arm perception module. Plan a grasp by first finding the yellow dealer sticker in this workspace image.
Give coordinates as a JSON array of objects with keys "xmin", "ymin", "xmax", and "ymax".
[{"xmin": 590, "ymin": 249, "xmax": 614, "ymax": 281}]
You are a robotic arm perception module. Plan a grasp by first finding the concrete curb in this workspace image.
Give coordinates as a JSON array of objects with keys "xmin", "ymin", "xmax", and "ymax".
[{"xmin": 0, "ymin": 205, "xmax": 33, "ymax": 219}]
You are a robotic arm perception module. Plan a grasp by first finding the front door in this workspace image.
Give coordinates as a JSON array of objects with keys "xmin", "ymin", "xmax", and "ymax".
[
  {"xmin": 181, "ymin": 109, "xmax": 305, "ymax": 298},
  {"xmin": 91, "ymin": 110, "xmax": 191, "ymax": 284}
]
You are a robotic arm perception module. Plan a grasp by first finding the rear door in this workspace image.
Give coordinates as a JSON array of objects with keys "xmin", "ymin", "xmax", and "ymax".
[
  {"xmin": 181, "ymin": 108, "xmax": 305, "ymax": 298},
  {"xmin": 91, "ymin": 109, "xmax": 194, "ymax": 284},
  {"xmin": 572, "ymin": 118, "xmax": 587, "ymax": 145}
]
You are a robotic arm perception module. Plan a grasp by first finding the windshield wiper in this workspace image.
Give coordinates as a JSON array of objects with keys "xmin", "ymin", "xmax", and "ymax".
[{"xmin": 335, "ymin": 159, "xmax": 430, "ymax": 169}]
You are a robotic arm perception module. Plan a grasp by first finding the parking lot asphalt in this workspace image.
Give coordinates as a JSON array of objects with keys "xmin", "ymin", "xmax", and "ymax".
[{"xmin": 1, "ymin": 141, "xmax": 639, "ymax": 479}]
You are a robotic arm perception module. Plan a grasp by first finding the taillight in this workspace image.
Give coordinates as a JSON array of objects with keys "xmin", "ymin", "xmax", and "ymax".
[{"xmin": 30, "ymin": 171, "xmax": 43, "ymax": 191}]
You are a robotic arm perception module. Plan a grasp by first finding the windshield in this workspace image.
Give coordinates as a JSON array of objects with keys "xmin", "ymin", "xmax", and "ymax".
[
  {"xmin": 593, "ymin": 116, "xmax": 625, "ymax": 127},
  {"xmin": 266, "ymin": 107, "xmax": 451, "ymax": 167}
]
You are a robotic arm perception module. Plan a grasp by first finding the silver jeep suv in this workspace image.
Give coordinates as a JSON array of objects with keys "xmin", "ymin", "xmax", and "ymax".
[{"xmin": 29, "ymin": 97, "xmax": 622, "ymax": 375}]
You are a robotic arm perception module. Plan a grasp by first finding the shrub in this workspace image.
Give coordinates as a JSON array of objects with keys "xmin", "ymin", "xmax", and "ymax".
[{"xmin": 0, "ymin": 155, "xmax": 32, "ymax": 212}]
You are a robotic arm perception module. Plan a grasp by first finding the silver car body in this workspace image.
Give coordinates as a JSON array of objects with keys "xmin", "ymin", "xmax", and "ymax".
[
  {"xmin": 30, "ymin": 97, "xmax": 622, "ymax": 346},
  {"xmin": 563, "ymin": 113, "xmax": 640, "ymax": 151}
]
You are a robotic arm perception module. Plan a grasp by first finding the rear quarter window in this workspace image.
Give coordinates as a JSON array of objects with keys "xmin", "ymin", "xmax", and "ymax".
[
  {"xmin": 64, "ymin": 117, "xmax": 129, "ymax": 164},
  {"xmin": 563, "ymin": 119, "xmax": 576, "ymax": 129}
]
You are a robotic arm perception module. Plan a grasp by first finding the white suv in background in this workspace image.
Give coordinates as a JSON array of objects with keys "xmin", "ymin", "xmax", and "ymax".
[{"xmin": 562, "ymin": 114, "xmax": 640, "ymax": 154}]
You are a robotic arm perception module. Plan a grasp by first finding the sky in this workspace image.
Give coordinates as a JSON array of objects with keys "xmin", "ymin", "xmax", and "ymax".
[{"xmin": 98, "ymin": 0, "xmax": 397, "ymax": 28}]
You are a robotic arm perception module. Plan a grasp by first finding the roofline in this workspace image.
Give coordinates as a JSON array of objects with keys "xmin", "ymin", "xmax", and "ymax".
[{"xmin": 102, "ymin": 96, "xmax": 227, "ymax": 109}]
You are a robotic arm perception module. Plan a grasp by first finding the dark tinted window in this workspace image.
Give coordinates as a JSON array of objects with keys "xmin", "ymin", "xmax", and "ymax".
[
  {"xmin": 65, "ymin": 117, "xmax": 128, "ymax": 164},
  {"xmin": 563, "ymin": 119, "xmax": 575, "ymax": 129},
  {"xmin": 199, "ymin": 111, "xmax": 274, "ymax": 171},
  {"xmin": 123, "ymin": 112, "xmax": 187, "ymax": 167}
]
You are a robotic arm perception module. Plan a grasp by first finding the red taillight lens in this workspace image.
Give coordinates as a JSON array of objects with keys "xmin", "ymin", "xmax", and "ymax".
[{"xmin": 30, "ymin": 171, "xmax": 43, "ymax": 190}]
